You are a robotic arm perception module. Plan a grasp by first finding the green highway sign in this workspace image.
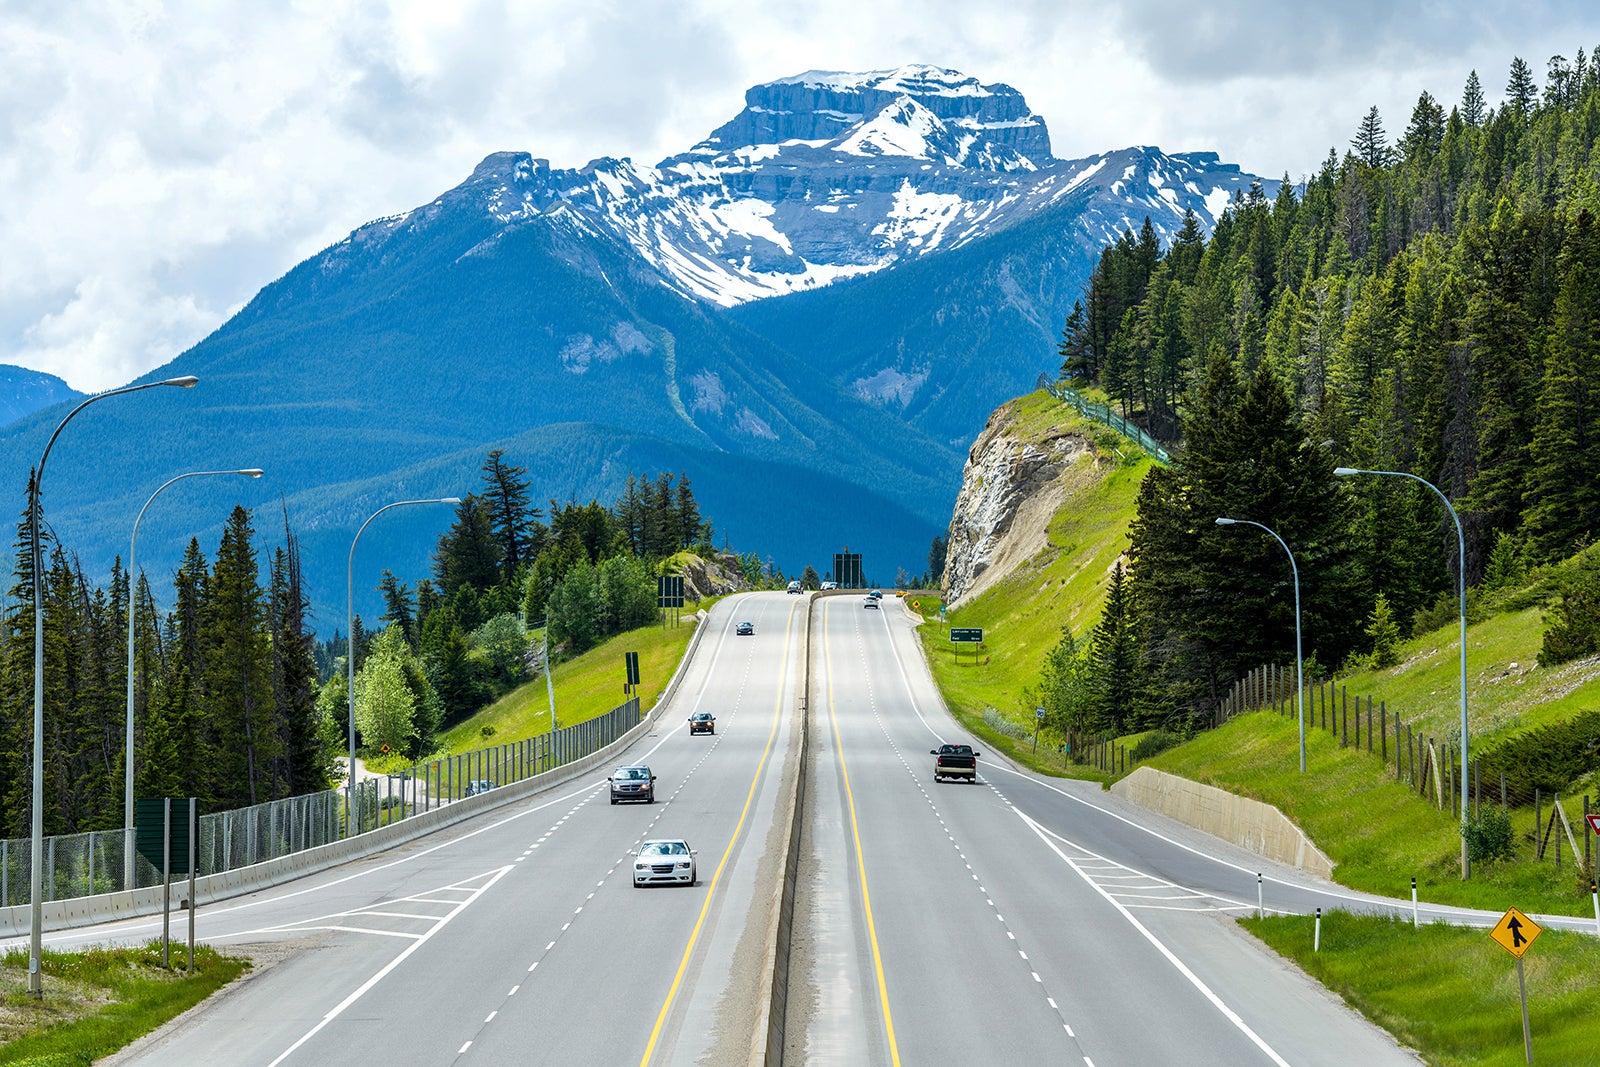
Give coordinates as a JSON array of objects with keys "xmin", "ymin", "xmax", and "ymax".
[
  {"xmin": 135, "ymin": 798, "xmax": 192, "ymax": 875},
  {"xmin": 950, "ymin": 628, "xmax": 984, "ymax": 643}
]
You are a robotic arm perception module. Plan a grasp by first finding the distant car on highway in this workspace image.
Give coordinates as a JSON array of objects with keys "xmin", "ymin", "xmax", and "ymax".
[
  {"xmin": 464, "ymin": 780, "xmax": 495, "ymax": 797},
  {"xmin": 736, "ymin": 620, "xmax": 755, "ymax": 635},
  {"xmin": 633, "ymin": 839, "xmax": 697, "ymax": 887},
  {"xmin": 688, "ymin": 711, "xmax": 716, "ymax": 735},
  {"xmin": 820, "ymin": 581, "xmax": 837, "ymax": 590},
  {"xmin": 868, "ymin": 588, "xmax": 883, "ymax": 599},
  {"xmin": 786, "ymin": 580, "xmax": 803, "ymax": 594},
  {"xmin": 863, "ymin": 596, "xmax": 879, "ymax": 609},
  {"xmin": 609, "ymin": 765, "xmax": 656, "ymax": 804}
]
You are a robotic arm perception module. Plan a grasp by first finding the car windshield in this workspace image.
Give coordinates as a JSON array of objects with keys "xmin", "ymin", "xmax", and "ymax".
[
  {"xmin": 692, "ymin": 713, "xmax": 712, "ymax": 721},
  {"xmin": 615, "ymin": 767, "xmax": 648, "ymax": 780},
  {"xmin": 640, "ymin": 841, "xmax": 686, "ymax": 856}
]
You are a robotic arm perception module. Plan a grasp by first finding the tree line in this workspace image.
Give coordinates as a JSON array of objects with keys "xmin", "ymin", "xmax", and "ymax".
[
  {"xmin": 322, "ymin": 452, "xmax": 719, "ymax": 760},
  {"xmin": 0, "ymin": 502, "xmax": 328, "ymax": 837},
  {"xmin": 1044, "ymin": 49, "xmax": 1600, "ymax": 736}
]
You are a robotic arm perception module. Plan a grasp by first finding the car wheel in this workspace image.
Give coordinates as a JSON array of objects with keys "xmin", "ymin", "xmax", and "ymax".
[
  {"xmin": 610, "ymin": 796, "xmax": 617, "ymax": 805},
  {"xmin": 647, "ymin": 794, "xmax": 654, "ymax": 804}
]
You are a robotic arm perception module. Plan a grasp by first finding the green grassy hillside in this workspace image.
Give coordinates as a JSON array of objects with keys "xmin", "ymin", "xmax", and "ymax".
[
  {"xmin": 436, "ymin": 614, "xmax": 698, "ymax": 756},
  {"xmin": 919, "ymin": 390, "xmax": 1150, "ymax": 774}
]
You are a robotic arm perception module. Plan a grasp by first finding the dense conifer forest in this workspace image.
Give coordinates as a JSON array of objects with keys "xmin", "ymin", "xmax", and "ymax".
[{"xmin": 1045, "ymin": 51, "xmax": 1600, "ymax": 732}]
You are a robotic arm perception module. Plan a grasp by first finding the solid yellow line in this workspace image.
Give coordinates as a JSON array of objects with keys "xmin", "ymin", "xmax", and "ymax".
[
  {"xmin": 824, "ymin": 600, "xmax": 902, "ymax": 1065},
  {"xmin": 639, "ymin": 600, "xmax": 798, "ymax": 1066}
]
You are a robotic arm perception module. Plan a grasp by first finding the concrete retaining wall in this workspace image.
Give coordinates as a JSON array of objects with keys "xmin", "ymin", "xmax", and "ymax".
[
  {"xmin": 1, "ymin": 611, "xmax": 711, "ymax": 940},
  {"xmin": 1110, "ymin": 766, "xmax": 1335, "ymax": 879}
]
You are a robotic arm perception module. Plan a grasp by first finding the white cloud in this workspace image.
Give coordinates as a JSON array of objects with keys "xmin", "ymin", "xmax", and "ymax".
[{"xmin": 2, "ymin": 0, "xmax": 1598, "ymax": 391}]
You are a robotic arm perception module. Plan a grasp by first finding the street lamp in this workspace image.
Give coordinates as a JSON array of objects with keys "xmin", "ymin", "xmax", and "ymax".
[
  {"xmin": 29, "ymin": 373, "xmax": 198, "ymax": 996},
  {"xmin": 1216, "ymin": 517, "xmax": 1306, "ymax": 773},
  {"xmin": 1335, "ymin": 466, "xmax": 1470, "ymax": 879},
  {"xmin": 123, "ymin": 468, "xmax": 264, "ymax": 890},
  {"xmin": 346, "ymin": 497, "xmax": 461, "ymax": 835}
]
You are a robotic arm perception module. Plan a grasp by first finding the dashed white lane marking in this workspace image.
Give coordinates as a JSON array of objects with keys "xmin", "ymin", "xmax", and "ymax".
[{"xmin": 843, "ymin": 610, "xmax": 1090, "ymax": 1063}]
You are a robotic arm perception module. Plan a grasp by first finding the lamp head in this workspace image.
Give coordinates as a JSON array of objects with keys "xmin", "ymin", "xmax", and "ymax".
[
  {"xmin": 1333, "ymin": 467, "xmax": 1358, "ymax": 476},
  {"xmin": 442, "ymin": 497, "xmax": 463, "ymax": 505},
  {"xmin": 1215, "ymin": 517, "xmax": 1238, "ymax": 526},
  {"xmin": 162, "ymin": 375, "xmax": 200, "ymax": 388},
  {"xmin": 239, "ymin": 469, "xmax": 265, "ymax": 478}
]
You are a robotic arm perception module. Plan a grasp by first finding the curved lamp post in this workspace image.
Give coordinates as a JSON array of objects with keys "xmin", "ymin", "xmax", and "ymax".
[
  {"xmin": 1335, "ymin": 466, "xmax": 1470, "ymax": 879},
  {"xmin": 347, "ymin": 497, "xmax": 460, "ymax": 835},
  {"xmin": 1216, "ymin": 517, "xmax": 1306, "ymax": 773},
  {"xmin": 29, "ymin": 374, "xmax": 198, "ymax": 996},
  {"xmin": 123, "ymin": 468, "xmax": 264, "ymax": 889}
]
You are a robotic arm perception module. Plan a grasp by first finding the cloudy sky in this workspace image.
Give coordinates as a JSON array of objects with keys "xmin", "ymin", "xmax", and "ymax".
[{"xmin": 5, "ymin": 0, "xmax": 1599, "ymax": 392}]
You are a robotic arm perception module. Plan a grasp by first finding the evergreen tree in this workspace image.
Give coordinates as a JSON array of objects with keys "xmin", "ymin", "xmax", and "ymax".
[
  {"xmin": 1523, "ymin": 209, "xmax": 1600, "ymax": 559},
  {"xmin": 1506, "ymin": 57, "xmax": 1537, "ymax": 116},
  {"xmin": 377, "ymin": 570, "xmax": 417, "ymax": 645},
  {"xmin": 432, "ymin": 495, "xmax": 503, "ymax": 595},
  {"xmin": 480, "ymin": 449, "xmax": 540, "ymax": 582},
  {"xmin": 674, "ymin": 472, "xmax": 702, "ymax": 551},
  {"xmin": 1057, "ymin": 300, "xmax": 1092, "ymax": 382},
  {"xmin": 1461, "ymin": 69, "xmax": 1486, "ymax": 126},
  {"xmin": 1087, "ymin": 561, "xmax": 1142, "ymax": 731},
  {"xmin": 1352, "ymin": 105, "xmax": 1393, "ymax": 168}
]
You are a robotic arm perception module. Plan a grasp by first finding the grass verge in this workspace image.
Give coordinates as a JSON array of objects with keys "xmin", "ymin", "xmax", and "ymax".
[
  {"xmin": 1242, "ymin": 912, "xmax": 1600, "ymax": 1067},
  {"xmin": 1150, "ymin": 709, "xmax": 1597, "ymax": 916},
  {"xmin": 0, "ymin": 942, "xmax": 247, "ymax": 1065},
  {"xmin": 436, "ymin": 611, "xmax": 700, "ymax": 755}
]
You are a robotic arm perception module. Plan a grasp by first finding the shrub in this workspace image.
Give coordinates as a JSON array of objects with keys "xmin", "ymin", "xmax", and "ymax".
[
  {"xmin": 981, "ymin": 707, "xmax": 1029, "ymax": 740},
  {"xmin": 1474, "ymin": 709, "xmax": 1600, "ymax": 799},
  {"xmin": 1462, "ymin": 806, "xmax": 1516, "ymax": 864},
  {"xmin": 1130, "ymin": 729, "xmax": 1183, "ymax": 761},
  {"xmin": 1539, "ymin": 558, "xmax": 1600, "ymax": 665}
]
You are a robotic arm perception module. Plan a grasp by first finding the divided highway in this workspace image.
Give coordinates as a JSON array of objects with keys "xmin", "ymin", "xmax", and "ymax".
[{"xmin": 16, "ymin": 590, "xmax": 1568, "ymax": 1065}]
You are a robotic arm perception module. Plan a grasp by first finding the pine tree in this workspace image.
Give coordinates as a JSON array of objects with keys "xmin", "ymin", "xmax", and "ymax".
[
  {"xmin": 1506, "ymin": 57, "xmax": 1537, "ymax": 116},
  {"xmin": 377, "ymin": 570, "xmax": 416, "ymax": 645},
  {"xmin": 1352, "ymin": 106, "xmax": 1392, "ymax": 168},
  {"xmin": 1462, "ymin": 69, "xmax": 1486, "ymax": 126},
  {"xmin": 1057, "ymin": 300, "xmax": 1092, "ymax": 381},
  {"xmin": 480, "ymin": 449, "xmax": 540, "ymax": 584},
  {"xmin": 432, "ymin": 495, "xmax": 502, "ymax": 595},
  {"xmin": 1088, "ymin": 561, "xmax": 1142, "ymax": 731},
  {"xmin": 674, "ymin": 472, "xmax": 702, "ymax": 551},
  {"xmin": 199, "ymin": 506, "xmax": 278, "ymax": 807},
  {"xmin": 268, "ymin": 521, "xmax": 330, "ymax": 796}
]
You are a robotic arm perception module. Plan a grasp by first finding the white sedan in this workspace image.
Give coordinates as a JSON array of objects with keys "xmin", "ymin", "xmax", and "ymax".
[{"xmin": 633, "ymin": 839, "xmax": 698, "ymax": 887}]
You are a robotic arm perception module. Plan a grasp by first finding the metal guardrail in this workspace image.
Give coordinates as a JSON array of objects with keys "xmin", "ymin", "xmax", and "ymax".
[
  {"xmin": 0, "ymin": 696, "xmax": 644, "ymax": 905},
  {"xmin": 1046, "ymin": 381, "xmax": 1172, "ymax": 465}
]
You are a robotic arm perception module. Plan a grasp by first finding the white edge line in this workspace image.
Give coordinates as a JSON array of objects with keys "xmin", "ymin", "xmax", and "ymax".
[
  {"xmin": 1013, "ymin": 809, "xmax": 1292, "ymax": 1067},
  {"xmin": 266, "ymin": 865, "xmax": 514, "ymax": 1067}
]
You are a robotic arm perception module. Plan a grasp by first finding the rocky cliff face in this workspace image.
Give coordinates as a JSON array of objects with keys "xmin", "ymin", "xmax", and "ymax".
[
  {"xmin": 942, "ymin": 401, "xmax": 1095, "ymax": 606},
  {"xmin": 678, "ymin": 552, "xmax": 754, "ymax": 601}
]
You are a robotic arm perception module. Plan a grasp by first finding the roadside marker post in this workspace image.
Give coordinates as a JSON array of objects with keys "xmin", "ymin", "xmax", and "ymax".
[
  {"xmin": 1313, "ymin": 907, "xmax": 1321, "ymax": 952},
  {"xmin": 1490, "ymin": 907, "xmax": 1543, "ymax": 1064},
  {"xmin": 1256, "ymin": 873, "xmax": 1263, "ymax": 920},
  {"xmin": 1411, "ymin": 876, "xmax": 1418, "ymax": 928},
  {"xmin": 1591, "ymin": 881, "xmax": 1598, "ymax": 937}
]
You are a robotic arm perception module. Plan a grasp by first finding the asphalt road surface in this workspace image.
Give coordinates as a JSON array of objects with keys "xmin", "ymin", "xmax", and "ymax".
[
  {"xmin": 14, "ymin": 590, "xmax": 1580, "ymax": 1066},
  {"xmin": 788, "ymin": 595, "xmax": 1427, "ymax": 1066},
  {"xmin": 33, "ymin": 593, "xmax": 805, "ymax": 1067}
]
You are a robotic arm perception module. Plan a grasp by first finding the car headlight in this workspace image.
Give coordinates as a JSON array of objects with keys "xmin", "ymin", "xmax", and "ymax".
[
  {"xmin": 676, "ymin": 861, "xmax": 692, "ymax": 869},
  {"xmin": 636, "ymin": 862, "xmax": 649, "ymax": 869}
]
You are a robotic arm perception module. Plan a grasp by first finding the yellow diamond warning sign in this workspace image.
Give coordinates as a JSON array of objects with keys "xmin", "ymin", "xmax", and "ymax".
[{"xmin": 1489, "ymin": 907, "xmax": 1542, "ymax": 958}]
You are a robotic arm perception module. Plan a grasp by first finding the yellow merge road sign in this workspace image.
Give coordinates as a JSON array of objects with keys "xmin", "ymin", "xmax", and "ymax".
[{"xmin": 1489, "ymin": 907, "xmax": 1542, "ymax": 958}]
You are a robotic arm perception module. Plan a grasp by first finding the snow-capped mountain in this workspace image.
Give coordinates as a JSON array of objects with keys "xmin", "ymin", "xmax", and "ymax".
[
  {"xmin": 2, "ymin": 65, "xmax": 1274, "ymax": 625},
  {"xmin": 357, "ymin": 65, "xmax": 1267, "ymax": 309}
]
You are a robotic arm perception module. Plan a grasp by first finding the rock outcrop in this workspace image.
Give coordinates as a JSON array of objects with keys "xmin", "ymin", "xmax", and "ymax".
[
  {"xmin": 678, "ymin": 552, "xmax": 754, "ymax": 601},
  {"xmin": 942, "ymin": 402, "xmax": 1094, "ymax": 606}
]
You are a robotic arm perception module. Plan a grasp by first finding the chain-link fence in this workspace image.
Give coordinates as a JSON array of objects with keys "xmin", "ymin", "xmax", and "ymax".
[{"xmin": 2, "ymin": 695, "xmax": 645, "ymax": 905}]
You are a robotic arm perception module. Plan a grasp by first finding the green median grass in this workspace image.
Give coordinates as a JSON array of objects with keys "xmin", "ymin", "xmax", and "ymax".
[
  {"xmin": 1149, "ymin": 709, "xmax": 1596, "ymax": 916},
  {"xmin": 0, "ymin": 943, "xmax": 247, "ymax": 1064},
  {"xmin": 437, "ymin": 614, "xmax": 699, "ymax": 756},
  {"xmin": 1242, "ymin": 912, "xmax": 1600, "ymax": 1067}
]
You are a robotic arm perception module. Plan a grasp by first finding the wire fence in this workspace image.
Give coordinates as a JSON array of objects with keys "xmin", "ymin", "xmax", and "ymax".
[
  {"xmin": 1, "ymin": 695, "xmax": 643, "ymax": 906},
  {"xmin": 1045, "ymin": 381, "xmax": 1172, "ymax": 465},
  {"xmin": 1220, "ymin": 664, "xmax": 1597, "ymax": 874}
]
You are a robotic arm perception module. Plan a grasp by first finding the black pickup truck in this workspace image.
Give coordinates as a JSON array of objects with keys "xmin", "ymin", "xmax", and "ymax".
[{"xmin": 931, "ymin": 743, "xmax": 981, "ymax": 782}]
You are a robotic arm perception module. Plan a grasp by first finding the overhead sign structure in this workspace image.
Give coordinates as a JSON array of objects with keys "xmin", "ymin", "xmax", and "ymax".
[
  {"xmin": 1490, "ymin": 906, "xmax": 1542, "ymax": 959},
  {"xmin": 833, "ymin": 552, "xmax": 864, "ymax": 589},
  {"xmin": 950, "ymin": 628, "xmax": 984, "ymax": 643}
]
